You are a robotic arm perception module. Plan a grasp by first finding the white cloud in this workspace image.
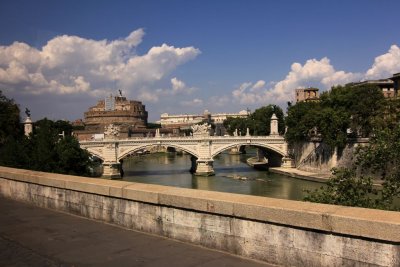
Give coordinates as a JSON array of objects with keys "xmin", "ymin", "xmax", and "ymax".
[
  {"xmin": 0, "ymin": 29, "xmax": 201, "ymax": 97},
  {"xmin": 365, "ymin": 45, "xmax": 400, "ymax": 79},
  {"xmin": 142, "ymin": 77, "xmax": 196, "ymax": 103},
  {"xmin": 181, "ymin": 98, "xmax": 203, "ymax": 107},
  {"xmin": 251, "ymin": 80, "xmax": 266, "ymax": 91},
  {"xmin": 230, "ymin": 54, "xmax": 390, "ymax": 105},
  {"xmin": 208, "ymin": 95, "xmax": 231, "ymax": 107},
  {"xmin": 156, "ymin": 77, "xmax": 196, "ymax": 96},
  {"xmin": 230, "ymin": 45, "xmax": 400, "ymax": 107}
]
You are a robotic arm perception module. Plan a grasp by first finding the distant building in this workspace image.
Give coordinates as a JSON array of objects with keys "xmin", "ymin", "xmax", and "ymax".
[
  {"xmin": 74, "ymin": 93, "xmax": 149, "ymax": 140},
  {"xmin": 347, "ymin": 73, "xmax": 400, "ymax": 98},
  {"xmin": 295, "ymin": 87, "xmax": 319, "ymax": 103},
  {"xmin": 159, "ymin": 110, "xmax": 250, "ymax": 136},
  {"xmin": 390, "ymin": 72, "xmax": 400, "ymax": 96}
]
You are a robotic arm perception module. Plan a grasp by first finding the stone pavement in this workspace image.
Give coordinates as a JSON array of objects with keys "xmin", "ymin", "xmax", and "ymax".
[
  {"xmin": 269, "ymin": 167, "xmax": 331, "ymax": 183},
  {"xmin": 0, "ymin": 197, "xmax": 274, "ymax": 267}
]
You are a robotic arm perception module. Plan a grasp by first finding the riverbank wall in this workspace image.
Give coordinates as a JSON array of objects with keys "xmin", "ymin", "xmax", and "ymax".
[
  {"xmin": 293, "ymin": 138, "xmax": 369, "ymax": 174},
  {"xmin": 0, "ymin": 166, "xmax": 399, "ymax": 266}
]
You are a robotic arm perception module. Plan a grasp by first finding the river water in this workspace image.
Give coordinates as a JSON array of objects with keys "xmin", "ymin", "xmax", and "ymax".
[{"xmin": 121, "ymin": 150, "xmax": 322, "ymax": 201}]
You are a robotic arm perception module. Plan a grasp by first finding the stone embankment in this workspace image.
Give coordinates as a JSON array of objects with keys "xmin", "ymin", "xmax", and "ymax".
[
  {"xmin": 0, "ymin": 166, "xmax": 399, "ymax": 266},
  {"xmin": 269, "ymin": 167, "xmax": 331, "ymax": 183}
]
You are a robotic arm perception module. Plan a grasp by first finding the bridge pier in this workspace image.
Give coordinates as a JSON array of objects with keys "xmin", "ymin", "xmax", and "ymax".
[
  {"xmin": 102, "ymin": 162, "xmax": 121, "ymax": 179},
  {"xmin": 193, "ymin": 159, "xmax": 215, "ymax": 176},
  {"xmin": 281, "ymin": 157, "xmax": 295, "ymax": 168}
]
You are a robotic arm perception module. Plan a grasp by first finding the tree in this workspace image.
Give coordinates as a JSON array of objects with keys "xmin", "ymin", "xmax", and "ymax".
[
  {"xmin": 285, "ymin": 84, "xmax": 385, "ymax": 148},
  {"xmin": 0, "ymin": 90, "xmax": 21, "ymax": 145},
  {"xmin": 285, "ymin": 101, "xmax": 320, "ymax": 144},
  {"xmin": 29, "ymin": 118, "xmax": 60, "ymax": 172},
  {"xmin": 304, "ymin": 123, "xmax": 400, "ymax": 211},
  {"xmin": 304, "ymin": 168, "xmax": 382, "ymax": 209},
  {"xmin": 0, "ymin": 91, "xmax": 93, "ymax": 177},
  {"xmin": 249, "ymin": 104, "xmax": 285, "ymax": 135},
  {"xmin": 223, "ymin": 117, "xmax": 249, "ymax": 135},
  {"xmin": 29, "ymin": 118, "xmax": 92, "ymax": 175},
  {"xmin": 223, "ymin": 105, "xmax": 285, "ymax": 136},
  {"xmin": 55, "ymin": 136, "xmax": 92, "ymax": 175}
]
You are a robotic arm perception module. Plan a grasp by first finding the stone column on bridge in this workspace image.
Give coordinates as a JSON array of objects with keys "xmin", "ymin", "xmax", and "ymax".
[
  {"xmin": 191, "ymin": 123, "xmax": 215, "ymax": 176},
  {"xmin": 270, "ymin": 113, "xmax": 279, "ymax": 136},
  {"xmin": 103, "ymin": 124, "xmax": 122, "ymax": 179}
]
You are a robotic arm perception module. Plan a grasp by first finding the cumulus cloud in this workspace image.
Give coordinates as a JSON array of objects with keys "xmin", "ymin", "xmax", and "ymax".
[
  {"xmin": 0, "ymin": 29, "xmax": 201, "ymax": 97},
  {"xmin": 181, "ymin": 98, "xmax": 203, "ymax": 107},
  {"xmin": 208, "ymin": 95, "xmax": 232, "ymax": 107},
  {"xmin": 365, "ymin": 45, "xmax": 400, "ymax": 79},
  {"xmin": 230, "ymin": 44, "xmax": 400, "ymax": 106},
  {"xmin": 140, "ymin": 77, "xmax": 196, "ymax": 103},
  {"xmin": 155, "ymin": 77, "xmax": 196, "ymax": 96}
]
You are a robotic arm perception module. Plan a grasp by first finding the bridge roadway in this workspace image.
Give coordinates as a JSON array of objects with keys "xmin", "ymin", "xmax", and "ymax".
[
  {"xmin": 80, "ymin": 134, "xmax": 294, "ymax": 178},
  {"xmin": 0, "ymin": 197, "xmax": 272, "ymax": 267}
]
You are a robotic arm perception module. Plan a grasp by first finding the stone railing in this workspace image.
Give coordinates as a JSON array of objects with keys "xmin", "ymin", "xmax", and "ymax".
[{"xmin": 0, "ymin": 166, "xmax": 399, "ymax": 266}]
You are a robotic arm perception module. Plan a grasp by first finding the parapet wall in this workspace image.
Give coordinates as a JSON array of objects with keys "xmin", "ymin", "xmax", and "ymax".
[{"xmin": 0, "ymin": 166, "xmax": 399, "ymax": 266}]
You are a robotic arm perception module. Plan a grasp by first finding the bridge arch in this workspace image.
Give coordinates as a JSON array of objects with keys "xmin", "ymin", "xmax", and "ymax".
[
  {"xmin": 118, "ymin": 143, "xmax": 199, "ymax": 161},
  {"xmin": 85, "ymin": 147, "xmax": 105, "ymax": 161},
  {"xmin": 211, "ymin": 142, "xmax": 286, "ymax": 158}
]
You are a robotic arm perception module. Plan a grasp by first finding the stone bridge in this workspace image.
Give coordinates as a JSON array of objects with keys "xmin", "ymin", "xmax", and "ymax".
[{"xmin": 79, "ymin": 115, "xmax": 294, "ymax": 178}]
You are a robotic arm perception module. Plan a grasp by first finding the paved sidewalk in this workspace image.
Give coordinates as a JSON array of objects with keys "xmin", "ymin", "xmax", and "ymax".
[
  {"xmin": 0, "ymin": 197, "xmax": 273, "ymax": 267},
  {"xmin": 269, "ymin": 167, "xmax": 331, "ymax": 183}
]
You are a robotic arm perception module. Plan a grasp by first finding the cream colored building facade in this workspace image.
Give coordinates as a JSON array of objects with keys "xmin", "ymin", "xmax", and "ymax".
[{"xmin": 159, "ymin": 110, "xmax": 249, "ymax": 127}]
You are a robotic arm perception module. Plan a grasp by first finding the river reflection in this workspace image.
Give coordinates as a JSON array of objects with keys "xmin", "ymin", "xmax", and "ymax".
[{"xmin": 122, "ymin": 150, "xmax": 322, "ymax": 201}]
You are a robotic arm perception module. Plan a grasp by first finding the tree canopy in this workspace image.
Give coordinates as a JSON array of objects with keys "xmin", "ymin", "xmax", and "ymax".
[
  {"xmin": 223, "ymin": 104, "xmax": 285, "ymax": 136},
  {"xmin": 0, "ymin": 92, "xmax": 92, "ymax": 176},
  {"xmin": 302, "ymin": 87, "xmax": 400, "ymax": 210},
  {"xmin": 0, "ymin": 90, "xmax": 21, "ymax": 145},
  {"xmin": 285, "ymin": 84, "xmax": 385, "ymax": 148}
]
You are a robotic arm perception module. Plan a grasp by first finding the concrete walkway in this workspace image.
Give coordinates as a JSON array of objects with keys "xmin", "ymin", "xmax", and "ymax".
[
  {"xmin": 0, "ymin": 197, "xmax": 273, "ymax": 267},
  {"xmin": 269, "ymin": 167, "xmax": 331, "ymax": 183}
]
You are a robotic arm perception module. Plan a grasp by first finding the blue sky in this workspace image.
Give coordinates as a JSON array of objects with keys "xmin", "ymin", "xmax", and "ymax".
[{"xmin": 1, "ymin": 0, "xmax": 399, "ymax": 121}]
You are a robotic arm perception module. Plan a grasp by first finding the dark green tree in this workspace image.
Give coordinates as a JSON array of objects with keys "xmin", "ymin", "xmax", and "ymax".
[
  {"xmin": 304, "ymin": 168, "xmax": 380, "ymax": 208},
  {"xmin": 0, "ymin": 90, "xmax": 21, "ymax": 145},
  {"xmin": 223, "ymin": 117, "xmax": 249, "ymax": 135},
  {"xmin": 286, "ymin": 84, "xmax": 385, "ymax": 148},
  {"xmin": 304, "ymin": 124, "xmax": 400, "ymax": 210},
  {"xmin": 249, "ymin": 104, "xmax": 285, "ymax": 135},
  {"xmin": 55, "ymin": 136, "xmax": 92, "ymax": 175},
  {"xmin": 223, "ymin": 105, "xmax": 284, "ymax": 136},
  {"xmin": 0, "ymin": 91, "xmax": 93, "ymax": 177},
  {"xmin": 285, "ymin": 101, "xmax": 320, "ymax": 143}
]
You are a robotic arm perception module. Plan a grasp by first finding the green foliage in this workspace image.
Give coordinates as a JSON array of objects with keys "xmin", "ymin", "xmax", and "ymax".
[
  {"xmin": 0, "ymin": 135, "xmax": 31, "ymax": 168},
  {"xmin": 304, "ymin": 168, "xmax": 384, "ymax": 209},
  {"xmin": 223, "ymin": 105, "xmax": 284, "ymax": 136},
  {"xmin": 316, "ymin": 107, "xmax": 349, "ymax": 149},
  {"xmin": 286, "ymin": 84, "xmax": 386, "ymax": 148},
  {"xmin": 55, "ymin": 136, "xmax": 92, "ymax": 175},
  {"xmin": 304, "ymin": 125, "xmax": 400, "ymax": 211},
  {"xmin": 0, "ymin": 90, "xmax": 21, "ymax": 145},
  {"xmin": 300, "ymin": 85, "xmax": 400, "ymax": 210},
  {"xmin": 147, "ymin": 123, "xmax": 161, "ymax": 129},
  {"xmin": 249, "ymin": 105, "xmax": 285, "ymax": 135},
  {"xmin": 223, "ymin": 117, "xmax": 250, "ymax": 135},
  {"xmin": 285, "ymin": 101, "xmax": 320, "ymax": 143},
  {"xmin": 0, "ymin": 92, "xmax": 92, "ymax": 176}
]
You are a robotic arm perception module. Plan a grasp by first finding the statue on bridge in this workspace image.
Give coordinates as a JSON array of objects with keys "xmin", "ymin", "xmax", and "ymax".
[
  {"xmin": 104, "ymin": 124, "xmax": 120, "ymax": 139},
  {"xmin": 191, "ymin": 123, "xmax": 211, "ymax": 137}
]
